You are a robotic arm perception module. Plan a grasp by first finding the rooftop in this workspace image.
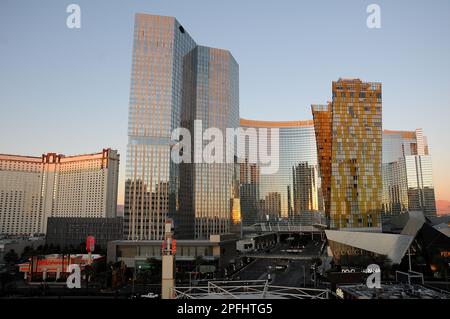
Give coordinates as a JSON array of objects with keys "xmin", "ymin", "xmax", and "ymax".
[
  {"xmin": 337, "ymin": 283, "xmax": 449, "ymax": 299},
  {"xmin": 240, "ymin": 118, "xmax": 313, "ymax": 128}
]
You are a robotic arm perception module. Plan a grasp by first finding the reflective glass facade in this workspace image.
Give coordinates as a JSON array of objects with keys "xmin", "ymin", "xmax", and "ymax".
[
  {"xmin": 313, "ymin": 79, "xmax": 382, "ymax": 229},
  {"xmin": 381, "ymin": 129, "xmax": 436, "ymax": 217},
  {"xmin": 311, "ymin": 104, "xmax": 332, "ymax": 218},
  {"xmin": 239, "ymin": 119, "xmax": 321, "ymax": 226},
  {"xmin": 382, "ymin": 129, "xmax": 428, "ymax": 164},
  {"xmin": 125, "ymin": 14, "xmax": 196, "ymax": 240},
  {"xmin": 178, "ymin": 46, "xmax": 239, "ymax": 239},
  {"xmin": 404, "ymin": 155, "xmax": 436, "ymax": 217}
]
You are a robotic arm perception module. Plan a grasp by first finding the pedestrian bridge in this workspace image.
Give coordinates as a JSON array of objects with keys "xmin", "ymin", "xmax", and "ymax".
[
  {"xmin": 241, "ymin": 253, "xmax": 318, "ymax": 260},
  {"xmin": 244, "ymin": 223, "xmax": 327, "ymax": 234}
]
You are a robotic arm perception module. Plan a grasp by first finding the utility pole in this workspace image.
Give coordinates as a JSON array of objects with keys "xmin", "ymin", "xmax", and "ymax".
[
  {"xmin": 301, "ymin": 264, "xmax": 306, "ymax": 287},
  {"xmin": 161, "ymin": 219, "xmax": 176, "ymax": 299},
  {"xmin": 132, "ymin": 265, "xmax": 135, "ymax": 296},
  {"xmin": 408, "ymin": 248, "xmax": 412, "ymax": 272}
]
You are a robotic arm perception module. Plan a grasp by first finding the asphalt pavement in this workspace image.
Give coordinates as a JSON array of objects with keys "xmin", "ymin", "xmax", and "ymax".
[{"xmin": 235, "ymin": 240, "xmax": 323, "ymax": 287}]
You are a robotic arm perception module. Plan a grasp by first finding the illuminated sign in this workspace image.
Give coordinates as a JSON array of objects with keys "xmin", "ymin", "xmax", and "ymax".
[
  {"xmin": 172, "ymin": 239, "xmax": 177, "ymax": 254},
  {"xmin": 86, "ymin": 235, "xmax": 95, "ymax": 253},
  {"xmin": 341, "ymin": 268, "xmax": 356, "ymax": 273}
]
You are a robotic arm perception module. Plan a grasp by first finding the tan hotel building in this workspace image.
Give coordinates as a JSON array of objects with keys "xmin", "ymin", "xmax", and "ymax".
[{"xmin": 0, "ymin": 148, "xmax": 119, "ymax": 235}]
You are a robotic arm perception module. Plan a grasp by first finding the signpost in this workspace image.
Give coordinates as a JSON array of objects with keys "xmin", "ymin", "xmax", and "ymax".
[{"xmin": 86, "ymin": 235, "xmax": 95, "ymax": 265}]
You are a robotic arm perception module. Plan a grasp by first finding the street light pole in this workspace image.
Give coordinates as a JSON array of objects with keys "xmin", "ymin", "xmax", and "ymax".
[
  {"xmin": 301, "ymin": 265, "xmax": 306, "ymax": 287},
  {"xmin": 132, "ymin": 266, "xmax": 136, "ymax": 296},
  {"xmin": 132, "ymin": 264, "xmax": 141, "ymax": 296},
  {"xmin": 408, "ymin": 248, "xmax": 412, "ymax": 272}
]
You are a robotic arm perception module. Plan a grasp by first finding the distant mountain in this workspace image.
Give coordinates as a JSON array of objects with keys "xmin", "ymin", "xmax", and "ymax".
[
  {"xmin": 436, "ymin": 200, "xmax": 450, "ymax": 216},
  {"xmin": 117, "ymin": 204, "xmax": 124, "ymax": 217}
]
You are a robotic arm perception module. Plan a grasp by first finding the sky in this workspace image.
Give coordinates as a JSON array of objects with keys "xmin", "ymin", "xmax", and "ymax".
[{"xmin": 1, "ymin": 0, "xmax": 450, "ymax": 205}]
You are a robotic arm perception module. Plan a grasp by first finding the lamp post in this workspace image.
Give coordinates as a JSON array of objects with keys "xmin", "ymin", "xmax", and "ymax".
[
  {"xmin": 301, "ymin": 264, "xmax": 306, "ymax": 287},
  {"xmin": 132, "ymin": 264, "xmax": 142, "ymax": 297}
]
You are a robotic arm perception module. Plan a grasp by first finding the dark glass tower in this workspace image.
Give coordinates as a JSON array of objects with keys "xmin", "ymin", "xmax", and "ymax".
[{"xmin": 178, "ymin": 46, "xmax": 239, "ymax": 239}]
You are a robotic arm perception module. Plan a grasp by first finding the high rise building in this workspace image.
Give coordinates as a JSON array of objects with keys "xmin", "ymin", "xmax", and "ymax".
[
  {"xmin": 382, "ymin": 129, "xmax": 436, "ymax": 217},
  {"xmin": 239, "ymin": 119, "xmax": 320, "ymax": 226},
  {"xmin": 239, "ymin": 159, "xmax": 260, "ymax": 226},
  {"xmin": 124, "ymin": 14, "xmax": 239, "ymax": 240},
  {"xmin": 311, "ymin": 103, "xmax": 332, "ymax": 218},
  {"xmin": 0, "ymin": 149, "xmax": 119, "ymax": 235},
  {"xmin": 404, "ymin": 155, "xmax": 436, "ymax": 217},
  {"xmin": 312, "ymin": 79, "xmax": 383, "ymax": 230},
  {"xmin": 383, "ymin": 128, "xmax": 428, "ymax": 163},
  {"xmin": 177, "ymin": 46, "xmax": 239, "ymax": 239},
  {"xmin": 124, "ymin": 14, "xmax": 196, "ymax": 240}
]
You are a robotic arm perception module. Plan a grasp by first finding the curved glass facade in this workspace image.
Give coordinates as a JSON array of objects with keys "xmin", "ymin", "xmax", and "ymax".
[{"xmin": 239, "ymin": 119, "xmax": 322, "ymax": 226}]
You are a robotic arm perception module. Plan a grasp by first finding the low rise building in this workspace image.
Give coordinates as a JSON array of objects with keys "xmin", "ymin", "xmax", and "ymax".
[
  {"xmin": 17, "ymin": 254, "xmax": 104, "ymax": 282},
  {"xmin": 107, "ymin": 234, "xmax": 238, "ymax": 274},
  {"xmin": 336, "ymin": 283, "xmax": 449, "ymax": 299},
  {"xmin": 46, "ymin": 217, "xmax": 123, "ymax": 252},
  {"xmin": 326, "ymin": 211, "xmax": 450, "ymax": 279}
]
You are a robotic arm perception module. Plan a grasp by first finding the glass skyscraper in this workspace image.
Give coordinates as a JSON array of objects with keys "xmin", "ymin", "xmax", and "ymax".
[
  {"xmin": 178, "ymin": 46, "xmax": 239, "ymax": 239},
  {"xmin": 312, "ymin": 79, "xmax": 383, "ymax": 230},
  {"xmin": 382, "ymin": 129, "xmax": 436, "ymax": 217},
  {"xmin": 311, "ymin": 103, "xmax": 332, "ymax": 219},
  {"xmin": 239, "ymin": 119, "xmax": 321, "ymax": 226},
  {"xmin": 125, "ymin": 14, "xmax": 196, "ymax": 240},
  {"xmin": 124, "ymin": 14, "xmax": 239, "ymax": 240}
]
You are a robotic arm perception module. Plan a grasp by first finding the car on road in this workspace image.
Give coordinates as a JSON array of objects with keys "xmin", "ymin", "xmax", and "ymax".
[
  {"xmin": 275, "ymin": 264, "xmax": 288, "ymax": 271},
  {"xmin": 286, "ymin": 249, "xmax": 303, "ymax": 254}
]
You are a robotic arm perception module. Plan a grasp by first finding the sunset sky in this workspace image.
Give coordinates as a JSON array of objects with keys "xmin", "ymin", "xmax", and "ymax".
[{"xmin": 1, "ymin": 0, "xmax": 450, "ymax": 208}]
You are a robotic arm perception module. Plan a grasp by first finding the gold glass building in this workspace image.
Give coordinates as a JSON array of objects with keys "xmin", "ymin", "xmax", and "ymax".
[
  {"xmin": 311, "ymin": 103, "xmax": 332, "ymax": 218},
  {"xmin": 312, "ymin": 79, "xmax": 382, "ymax": 229}
]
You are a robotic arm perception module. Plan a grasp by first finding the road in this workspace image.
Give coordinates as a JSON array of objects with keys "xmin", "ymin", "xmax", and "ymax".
[
  {"xmin": 234, "ymin": 240, "xmax": 323, "ymax": 287},
  {"xmin": 233, "ymin": 258, "xmax": 272, "ymax": 281}
]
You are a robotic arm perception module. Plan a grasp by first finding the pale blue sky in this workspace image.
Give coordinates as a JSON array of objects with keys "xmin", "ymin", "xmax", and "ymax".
[{"xmin": 1, "ymin": 0, "xmax": 449, "ymax": 202}]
